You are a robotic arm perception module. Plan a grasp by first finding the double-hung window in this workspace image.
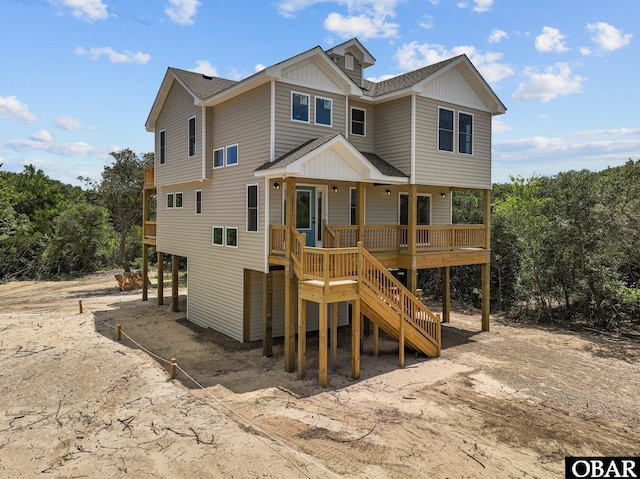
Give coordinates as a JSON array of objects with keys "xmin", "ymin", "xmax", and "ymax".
[
  {"xmin": 291, "ymin": 92, "xmax": 309, "ymax": 122},
  {"xmin": 438, "ymin": 108, "xmax": 454, "ymax": 152},
  {"xmin": 247, "ymin": 184, "xmax": 258, "ymax": 232},
  {"xmin": 159, "ymin": 130, "xmax": 166, "ymax": 164},
  {"xmin": 195, "ymin": 190, "xmax": 202, "ymax": 214},
  {"xmin": 351, "ymin": 108, "xmax": 365, "ymax": 136},
  {"xmin": 315, "ymin": 97, "xmax": 332, "ymax": 126},
  {"xmin": 458, "ymin": 112, "xmax": 473, "ymax": 155},
  {"xmin": 188, "ymin": 117, "xmax": 196, "ymax": 156}
]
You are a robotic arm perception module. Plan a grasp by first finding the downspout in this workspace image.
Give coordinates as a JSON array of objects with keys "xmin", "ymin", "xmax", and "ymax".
[
  {"xmin": 201, "ymin": 105, "xmax": 207, "ymax": 179},
  {"xmin": 410, "ymin": 95, "xmax": 416, "ymax": 184},
  {"xmin": 345, "ymin": 96, "xmax": 349, "ymax": 139},
  {"xmin": 264, "ymin": 177, "xmax": 270, "ymax": 273},
  {"xmin": 270, "ymin": 80, "xmax": 275, "ymax": 162}
]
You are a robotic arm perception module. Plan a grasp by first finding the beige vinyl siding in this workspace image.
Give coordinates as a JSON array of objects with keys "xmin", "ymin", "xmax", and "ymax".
[
  {"xmin": 373, "ymin": 97, "xmax": 412, "ymax": 176},
  {"xmin": 363, "ymin": 185, "xmax": 450, "ymax": 225},
  {"xmin": 415, "ymin": 97, "xmax": 491, "ymax": 189},
  {"xmin": 155, "ymin": 81, "xmax": 202, "ymax": 185},
  {"xmin": 347, "ymin": 100, "xmax": 374, "ymax": 152},
  {"xmin": 332, "ymin": 53, "xmax": 363, "ymax": 87},
  {"xmin": 274, "ymin": 82, "xmax": 346, "ymax": 159}
]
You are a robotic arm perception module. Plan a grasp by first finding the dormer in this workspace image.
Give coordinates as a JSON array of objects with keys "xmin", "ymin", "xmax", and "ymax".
[{"xmin": 325, "ymin": 38, "xmax": 376, "ymax": 88}]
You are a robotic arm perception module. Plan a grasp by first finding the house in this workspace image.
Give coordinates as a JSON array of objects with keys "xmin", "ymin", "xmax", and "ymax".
[{"xmin": 143, "ymin": 38, "xmax": 506, "ymax": 386}]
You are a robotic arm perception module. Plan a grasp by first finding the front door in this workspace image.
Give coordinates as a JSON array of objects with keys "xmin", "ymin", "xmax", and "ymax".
[{"xmin": 296, "ymin": 187, "xmax": 315, "ymax": 246}]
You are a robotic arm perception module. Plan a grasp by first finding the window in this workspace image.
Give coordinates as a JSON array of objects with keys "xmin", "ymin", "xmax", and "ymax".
[
  {"xmin": 351, "ymin": 108, "xmax": 365, "ymax": 136},
  {"xmin": 350, "ymin": 187, "xmax": 357, "ymax": 225},
  {"xmin": 247, "ymin": 184, "xmax": 258, "ymax": 232},
  {"xmin": 195, "ymin": 190, "xmax": 202, "ymax": 214},
  {"xmin": 159, "ymin": 130, "xmax": 166, "ymax": 164},
  {"xmin": 438, "ymin": 108, "xmax": 454, "ymax": 152},
  {"xmin": 188, "ymin": 116, "xmax": 196, "ymax": 156},
  {"xmin": 174, "ymin": 192, "xmax": 183, "ymax": 208},
  {"xmin": 226, "ymin": 144, "xmax": 238, "ymax": 166},
  {"xmin": 399, "ymin": 193, "xmax": 431, "ymax": 225},
  {"xmin": 458, "ymin": 112, "xmax": 473, "ymax": 155},
  {"xmin": 166, "ymin": 193, "xmax": 174, "ymax": 208},
  {"xmin": 213, "ymin": 148, "xmax": 224, "ymax": 168},
  {"xmin": 225, "ymin": 227, "xmax": 238, "ymax": 248},
  {"xmin": 212, "ymin": 226, "xmax": 223, "ymax": 246},
  {"xmin": 315, "ymin": 97, "xmax": 332, "ymax": 126},
  {"xmin": 291, "ymin": 92, "xmax": 309, "ymax": 122}
]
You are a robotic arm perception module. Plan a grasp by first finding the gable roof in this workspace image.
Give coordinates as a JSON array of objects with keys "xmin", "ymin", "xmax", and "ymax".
[
  {"xmin": 325, "ymin": 38, "xmax": 376, "ymax": 67},
  {"xmin": 255, "ymin": 133, "xmax": 408, "ymax": 183}
]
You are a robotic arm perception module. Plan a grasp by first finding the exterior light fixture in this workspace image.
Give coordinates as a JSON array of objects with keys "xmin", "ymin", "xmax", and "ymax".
[
  {"xmin": 332, "ymin": 185, "xmax": 338, "ymax": 192},
  {"xmin": 440, "ymin": 192, "xmax": 446, "ymax": 199},
  {"xmin": 385, "ymin": 189, "xmax": 391, "ymax": 195},
  {"xmin": 273, "ymin": 182, "xmax": 280, "ymax": 190}
]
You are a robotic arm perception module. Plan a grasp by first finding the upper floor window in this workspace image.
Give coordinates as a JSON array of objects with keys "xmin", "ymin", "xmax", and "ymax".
[
  {"xmin": 226, "ymin": 144, "xmax": 238, "ymax": 166},
  {"xmin": 291, "ymin": 92, "xmax": 309, "ymax": 122},
  {"xmin": 247, "ymin": 184, "xmax": 258, "ymax": 232},
  {"xmin": 438, "ymin": 108, "xmax": 454, "ymax": 152},
  {"xmin": 351, "ymin": 108, "xmax": 365, "ymax": 136},
  {"xmin": 159, "ymin": 130, "xmax": 166, "ymax": 164},
  {"xmin": 195, "ymin": 190, "xmax": 202, "ymax": 214},
  {"xmin": 350, "ymin": 187, "xmax": 357, "ymax": 225},
  {"xmin": 175, "ymin": 192, "xmax": 183, "ymax": 208},
  {"xmin": 226, "ymin": 227, "xmax": 238, "ymax": 248},
  {"xmin": 188, "ymin": 116, "xmax": 196, "ymax": 156},
  {"xmin": 315, "ymin": 97, "xmax": 332, "ymax": 126},
  {"xmin": 458, "ymin": 112, "xmax": 473, "ymax": 155},
  {"xmin": 213, "ymin": 148, "xmax": 224, "ymax": 168},
  {"xmin": 166, "ymin": 193, "xmax": 174, "ymax": 208}
]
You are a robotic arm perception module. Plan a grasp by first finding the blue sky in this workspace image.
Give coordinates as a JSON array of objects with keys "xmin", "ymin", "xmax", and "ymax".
[{"xmin": 1, "ymin": 0, "xmax": 637, "ymax": 186}]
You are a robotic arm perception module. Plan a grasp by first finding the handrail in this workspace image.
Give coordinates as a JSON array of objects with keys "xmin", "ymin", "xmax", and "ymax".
[
  {"xmin": 291, "ymin": 227, "xmax": 305, "ymax": 278},
  {"xmin": 323, "ymin": 221, "xmax": 338, "ymax": 249}
]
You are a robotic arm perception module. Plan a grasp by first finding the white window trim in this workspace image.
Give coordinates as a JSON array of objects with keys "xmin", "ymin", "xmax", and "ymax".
[
  {"xmin": 291, "ymin": 91, "xmax": 310, "ymax": 124},
  {"xmin": 246, "ymin": 183, "xmax": 259, "ymax": 233},
  {"xmin": 166, "ymin": 193, "xmax": 174, "ymax": 209},
  {"xmin": 398, "ymin": 192, "xmax": 432, "ymax": 225},
  {"xmin": 213, "ymin": 147, "xmax": 224, "ymax": 169},
  {"xmin": 315, "ymin": 96, "xmax": 333, "ymax": 127},
  {"xmin": 174, "ymin": 192, "xmax": 184, "ymax": 209},
  {"xmin": 350, "ymin": 107, "xmax": 366, "ymax": 137},
  {"xmin": 212, "ymin": 226, "xmax": 224, "ymax": 246},
  {"xmin": 437, "ymin": 107, "xmax": 455, "ymax": 154},
  {"xmin": 225, "ymin": 143, "xmax": 239, "ymax": 167},
  {"xmin": 195, "ymin": 189, "xmax": 202, "ymax": 215},
  {"xmin": 225, "ymin": 227, "xmax": 239, "ymax": 248},
  {"xmin": 188, "ymin": 116, "xmax": 196, "ymax": 157},
  {"xmin": 159, "ymin": 130, "xmax": 166, "ymax": 164},
  {"xmin": 458, "ymin": 110, "xmax": 474, "ymax": 156}
]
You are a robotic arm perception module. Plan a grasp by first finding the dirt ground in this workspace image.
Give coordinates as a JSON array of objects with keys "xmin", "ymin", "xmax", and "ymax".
[{"xmin": 0, "ymin": 273, "xmax": 639, "ymax": 478}]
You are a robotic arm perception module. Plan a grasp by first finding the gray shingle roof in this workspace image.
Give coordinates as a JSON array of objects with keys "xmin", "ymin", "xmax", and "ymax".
[
  {"xmin": 363, "ymin": 55, "xmax": 462, "ymax": 97},
  {"xmin": 169, "ymin": 67, "xmax": 237, "ymax": 100},
  {"xmin": 255, "ymin": 134, "xmax": 408, "ymax": 178}
]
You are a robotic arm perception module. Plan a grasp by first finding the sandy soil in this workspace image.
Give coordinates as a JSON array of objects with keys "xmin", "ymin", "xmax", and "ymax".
[{"xmin": 0, "ymin": 272, "xmax": 639, "ymax": 478}]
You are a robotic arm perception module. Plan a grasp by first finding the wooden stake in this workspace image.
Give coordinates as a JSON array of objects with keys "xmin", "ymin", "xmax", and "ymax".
[
  {"xmin": 116, "ymin": 324, "xmax": 121, "ymax": 341},
  {"xmin": 78, "ymin": 300, "xmax": 83, "ymax": 314},
  {"xmin": 170, "ymin": 358, "xmax": 177, "ymax": 379}
]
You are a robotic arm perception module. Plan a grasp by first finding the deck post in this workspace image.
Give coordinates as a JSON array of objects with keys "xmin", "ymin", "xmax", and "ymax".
[
  {"xmin": 142, "ymin": 243, "xmax": 149, "ymax": 301},
  {"xmin": 171, "ymin": 254, "xmax": 179, "ymax": 312},
  {"xmin": 407, "ymin": 184, "xmax": 418, "ymax": 295},
  {"xmin": 482, "ymin": 189, "xmax": 491, "ymax": 331},
  {"xmin": 356, "ymin": 182, "xmax": 365, "ymax": 245},
  {"xmin": 157, "ymin": 252, "xmax": 164, "ymax": 305},
  {"xmin": 373, "ymin": 323, "xmax": 379, "ymax": 356},
  {"xmin": 351, "ymin": 299, "xmax": 361, "ymax": 379},
  {"xmin": 284, "ymin": 177, "xmax": 297, "ymax": 372},
  {"xmin": 319, "ymin": 301, "xmax": 328, "ymax": 387},
  {"xmin": 262, "ymin": 271, "xmax": 273, "ymax": 356},
  {"xmin": 443, "ymin": 266, "xmax": 451, "ymax": 323},
  {"xmin": 298, "ymin": 297, "xmax": 306, "ymax": 378},
  {"xmin": 399, "ymin": 301, "xmax": 405, "ymax": 368},
  {"xmin": 331, "ymin": 302, "xmax": 338, "ymax": 370}
]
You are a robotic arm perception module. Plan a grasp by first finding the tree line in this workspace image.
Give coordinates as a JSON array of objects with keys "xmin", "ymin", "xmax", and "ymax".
[{"xmin": 0, "ymin": 149, "xmax": 153, "ymax": 280}]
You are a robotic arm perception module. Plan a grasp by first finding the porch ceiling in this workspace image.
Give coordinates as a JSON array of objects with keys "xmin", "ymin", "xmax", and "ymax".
[{"xmin": 255, "ymin": 133, "xmax": 409, "ymax": 184}]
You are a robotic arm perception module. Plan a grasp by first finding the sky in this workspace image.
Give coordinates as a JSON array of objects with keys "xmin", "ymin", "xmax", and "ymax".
[{"xmin": 0, "ymin": 0, "xmax": 638, "ymax": 186}]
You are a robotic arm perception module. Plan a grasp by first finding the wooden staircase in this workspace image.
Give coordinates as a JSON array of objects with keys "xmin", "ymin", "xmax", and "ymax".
[{"xmin": 290, "ymin": 228, "xmax": 441, "ymax": 358}]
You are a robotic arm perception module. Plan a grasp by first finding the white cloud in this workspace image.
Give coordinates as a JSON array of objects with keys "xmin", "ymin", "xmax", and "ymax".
[
  {"xmin": 492, "ymin": 118, "xmax": 511, "ymax": 133},
  {"xmin": 580, "ymin": 47, "xmax": 592, "ymax": 56},
  {"xmin": 573, "ymin": 127, "xmax": 640, "ymax": 137},
  {"xmin": 52, "ymin": 0, "xmax": 108, "ymax": 22},
  {"xmin": 512, "ymin": 63, "xmax": 585, "ymax": 103},
  {"xmin": 55, "ymin": 115, "xmax": 95, "ymax": 131},
  {"xmin": 394, "ymin": 42, "xmax": 514, "ymax": 84},
  {"xmin": 457, "ymin": 0, "xmax": 493, "ymax": 12},
  {"xmin": 75, "ymin": 46, "xmax": 151, "ymax": 64},
  {"xmin": 31, "ymin": 130, "xmax": 53, "ymax": 142},
  {"xmin": 7, "ymin": 138, "xmax": 115, "ymax": 156},
  {"xmin": 586, "ymin": 22, "xmax": 632, "ymax": 52},
  {"xmin": 488, "ymin": 29, "xmax": 508, "ymax": 44},
  {"xmin": 0, "ymin": 96, "xmax": 37, "ymax": 123},
  {"xmin": 418, "ymin": 15, "xmax": 434, "ymax": 30},
  {"xmin": 165, "ymin": 0, "xmax": 200, "ymax": 26},
  {"xmin": 535, "ymin": 26, "xmax": 569, "ymax": 53},
  {"xmin": 191, "ymin": 61, "xmax": 218, "ymax": 77},
  {"xmin": 255, "ymin": 64, "xmax": 267, "ymax": 72},
  {"xmin": 324, "ymin": 11, "xmax": 398, "ymax": 39}
]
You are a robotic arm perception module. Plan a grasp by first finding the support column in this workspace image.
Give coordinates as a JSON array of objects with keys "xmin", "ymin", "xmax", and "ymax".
[
  {"xmin": 284, "ymin": 177, "xmax": 297, "ymax": 372},
  {"xmin": 262, "ymin": 271, "xmax": 273, "ymax": 356},
  {"xmin": 351, "ymin": 299, "xmax": 360, "ymax": 380},
  {"xmin": 142, "ymin": 243, "xmax": 149, "ymax": 301},
  {"xmin": 298, "ymin": 297, "xmax": 306, "ymax": 378},
  {"xmin": 171, "ymin": 255, "xmax": 179, "ymax": 312},
  {"xmin": 356, "ymin": 182, "xmax": 365, "ymax": 244},
  {"xmin": 157, "ymin": 252, "xmax": 164, "ymax": 305},
  {"xmin": 442, "ymin": 266, "xmax": 451, "ymax": 323},
  {"xmin": 482, "ymin": 189, "xmax": 491, "ymax": 331},
  {"xmin": 319, "ymin": 302, "xmax": 328, "ymax": 387},
  {"xmin": 331, "ymin": 302, "xmax": 338, "ymax": 370},
  {"xmin": 407, "ymin": 184, "xmax": 418, "ymax": 295},
  {"xmin": 373, "ymin": 323, "xmax": 379, "ymax": 357}
]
